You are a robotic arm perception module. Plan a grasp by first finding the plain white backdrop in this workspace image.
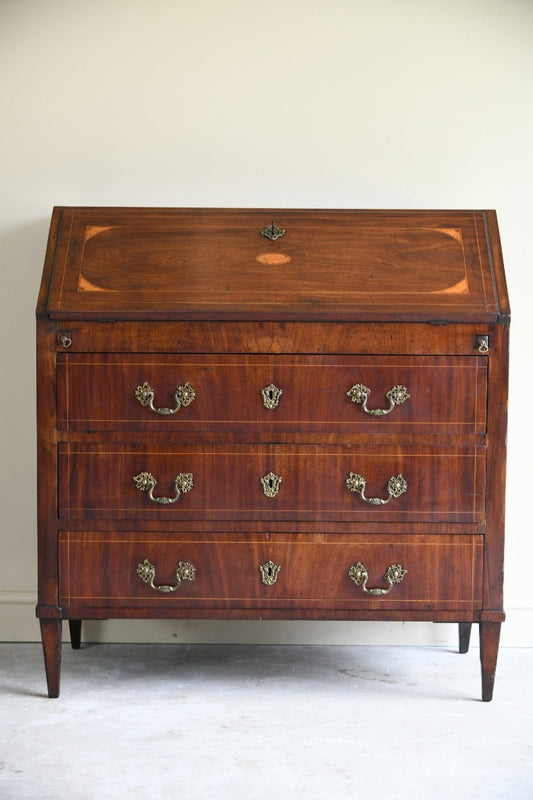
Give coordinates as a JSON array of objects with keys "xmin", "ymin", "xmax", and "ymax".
[{"xmin": 1, "ymin": 0, "xmax": 531, "ymax": 645}]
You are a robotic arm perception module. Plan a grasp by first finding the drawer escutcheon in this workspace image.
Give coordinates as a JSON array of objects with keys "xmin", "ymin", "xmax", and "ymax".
[
  {"xmin": 260, "ymin": 220, "xmax": 286, "ymax": 241},
  {"xmin": 260, "ymin": 472, "xmax": 283, "ymax": 498},
  {"xmin": 261, "ymin": 383, "xmax": 283, "ymax": 410},
  {"xmin": 259, "ymin": 560, "xmax": 282, "ymax": 586}
]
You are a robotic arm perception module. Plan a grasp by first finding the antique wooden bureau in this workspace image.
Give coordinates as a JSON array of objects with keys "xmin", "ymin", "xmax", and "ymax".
[{"xmin": 36, "ymin": 207, "xmax": 509, "ymax": 699}]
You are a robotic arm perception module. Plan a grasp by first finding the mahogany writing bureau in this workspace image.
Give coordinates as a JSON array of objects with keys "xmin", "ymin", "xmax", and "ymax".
[{"xmin": 36, "ymin": 207, "xmax": 509, "ymax": 698}]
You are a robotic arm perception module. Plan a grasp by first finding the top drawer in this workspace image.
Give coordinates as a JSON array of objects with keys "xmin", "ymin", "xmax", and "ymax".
[{"xmin": 56, "ymin": 354, "xmax": 487, "ymax": 435}]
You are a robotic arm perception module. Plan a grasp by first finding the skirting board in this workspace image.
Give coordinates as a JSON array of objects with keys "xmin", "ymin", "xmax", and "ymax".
[{"xmin": 1, "ymin": 594, "xmax": 529, "ymax": 647}]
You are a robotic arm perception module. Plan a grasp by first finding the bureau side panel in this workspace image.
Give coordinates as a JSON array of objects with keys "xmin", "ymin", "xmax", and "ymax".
[
  {"xmin": 483, "ymin": 322, "xmax": 509, "ymax": 615},
  {"xmin": 36, "ymin": 319, "xmax": 60, "ymax": 618}
]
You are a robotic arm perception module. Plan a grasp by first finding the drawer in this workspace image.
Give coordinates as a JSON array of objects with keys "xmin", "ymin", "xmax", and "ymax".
[
  {"xmin": 56, "ymin": 354, "xmax": 487, "ymax": 434},
  {"xmin": 58, "ymin": 443, "xmax": 486, "ymax": 523},
  {"xmin": 58, "ymin": 531, "xmax": 484, "ymax": 612}
]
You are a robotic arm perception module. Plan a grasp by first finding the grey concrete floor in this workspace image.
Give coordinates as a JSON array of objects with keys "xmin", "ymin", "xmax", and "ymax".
[{"xmin": 1, "ymin": 643, "xmax": 532, "ymax": 799}]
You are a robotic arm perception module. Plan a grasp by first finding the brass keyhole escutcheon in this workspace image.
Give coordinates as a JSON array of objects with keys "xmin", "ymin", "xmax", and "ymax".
[
  {"xmin": 260, "ymin": 221, "xmax": 286, "ymax": 241},
  {"xmin": 260, "ymin": 472, "xmax": 282, "ymax": 497},
  {"xmin": 259, "ymin": 560, "xmax": 281, "ymax": 586},
  {"xmin": 261, "ymin": 383, "xmax": 283, "ymax": 410}
]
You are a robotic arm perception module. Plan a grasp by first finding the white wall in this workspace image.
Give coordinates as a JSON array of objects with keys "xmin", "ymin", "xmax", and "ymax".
[{"xmin": 1, "ymin": 0, "xmax": 531, "ymax": 646}]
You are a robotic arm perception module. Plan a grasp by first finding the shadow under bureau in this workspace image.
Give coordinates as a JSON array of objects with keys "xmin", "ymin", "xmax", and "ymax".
[{"xmin": 36, "ymin": 207, "xmax": 510, "ymax": 698}]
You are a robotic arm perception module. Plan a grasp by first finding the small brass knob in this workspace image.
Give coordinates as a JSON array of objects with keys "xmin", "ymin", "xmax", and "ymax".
[{"xmin": 475, "ymin": 336, "xmax": 489, "ymax": 353}]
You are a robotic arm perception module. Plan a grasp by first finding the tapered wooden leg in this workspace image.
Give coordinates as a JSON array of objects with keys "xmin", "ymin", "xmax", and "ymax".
[
  {"xmin": 69, "ymin": 619, "xmax": 82, "ymax": 650},
  {"xmin": 458, "ymin": 622, "xmax": 472, "ymax": 654},
  {"xmin": 40, "ymin": 619, "xmax": 62, "ymax": 698},
  {"xmin": 479, "ymin": 622, "xmax": 501, "ymax": 702}
]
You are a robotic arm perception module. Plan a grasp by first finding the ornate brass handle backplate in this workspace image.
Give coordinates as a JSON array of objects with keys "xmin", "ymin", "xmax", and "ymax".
[
  {"xmin": 136, "ymin": 558, "xmax": 196, "ymax": 592},
  {"xmin": 133, "ymin": 471, "xmax": 194, "ymax": 504},
  {"xmin": 347, "ymin": 383, "xmax": 410, "ymax": 416},
  {"xmin": 348, "ymin": 562, "xmax": 407, "ymax": 596},
  {"xmin": 135, "ymin": 381, "xmax": 196, "ymax": 415},
  {"xmin": 346, "ymin": 472, "xmax": 407, "ymax": 505}
]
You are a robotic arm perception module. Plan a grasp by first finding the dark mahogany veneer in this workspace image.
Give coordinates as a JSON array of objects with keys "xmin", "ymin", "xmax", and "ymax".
[{"xmin": 36, "ymin": 208, "xmax": 509, "ymax": 698}]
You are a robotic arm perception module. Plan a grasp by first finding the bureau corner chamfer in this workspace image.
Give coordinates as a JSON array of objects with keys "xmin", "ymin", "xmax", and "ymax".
[{"xmin": 36, "ymin": 207, "xmax": 510, "ymax": 699}]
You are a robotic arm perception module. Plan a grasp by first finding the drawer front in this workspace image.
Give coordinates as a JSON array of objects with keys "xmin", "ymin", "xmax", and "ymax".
[
  {"xmin": 58, "ymin": 531, "xmax": 483, "ymax": 612},
  {"xmin": 56, "ymin": 354, "xmax": 487, "ymax": 434},
  {"xmin": 58, "ymin": 444, "xmax": 486, "ymax": 523}
]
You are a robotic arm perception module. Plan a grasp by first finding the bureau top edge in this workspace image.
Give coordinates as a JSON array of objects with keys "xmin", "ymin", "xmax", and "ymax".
[{"xmin": 36, "ymin": 207, "xmax": 510, "ymax": 323}]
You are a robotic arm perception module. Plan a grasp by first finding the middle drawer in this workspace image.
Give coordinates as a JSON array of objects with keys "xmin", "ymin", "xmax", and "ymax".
[
  {"xmin": 58, "ymin": 443, "xmax": 486, "ymax": 523},
  {"xmin": 56, "ymin": 354, "xmax": 487, "ymax": 434}
]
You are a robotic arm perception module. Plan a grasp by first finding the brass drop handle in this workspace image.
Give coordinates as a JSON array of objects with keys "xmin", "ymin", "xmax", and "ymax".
[
  {"xmin": 349, "ymin": 562, "xmax": 407, "ymax": 596},
  {"xmin": 133, "ymin": 471, "xmax": 194, "ymax": 504},
  {"xmin": 136, "ymin": 558, "xmax": 196, "ymax": 592},
  {"xmin": 134, "ymin": 381, "xmax": 196, "ymax": 415},
  {"xmin": 347, "ymin": 383, "xmax": 410, "ymax": 416},
  {"xmin": 346, "ymin": 472, "xmax": 407, "ymax": 505}
]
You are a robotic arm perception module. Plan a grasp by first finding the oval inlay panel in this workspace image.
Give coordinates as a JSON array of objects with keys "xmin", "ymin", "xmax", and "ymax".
[{"xmin": 255, "ymin": 252, "xmax": 292, "ymax": 266}]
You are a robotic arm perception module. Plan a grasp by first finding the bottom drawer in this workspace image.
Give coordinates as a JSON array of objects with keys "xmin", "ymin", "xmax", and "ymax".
[{"xmin": 59, "ymin": 532, "xmax": 483, "ymax": 612}]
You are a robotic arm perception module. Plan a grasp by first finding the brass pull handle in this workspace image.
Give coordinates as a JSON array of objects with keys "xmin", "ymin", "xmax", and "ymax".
[
  {"xmin": 133, "ymin": 471, "xmax": 194, "ymax": 504},
  {"xmin": 349, "ymin": 562, "xmax": 407, "ymax": 596},
  {"xmin": 261, "ymin": 383, "xmax": 283, "ymax": 410},
  {"xmin": 136, "ymin": 558, "xmax": 196, "ymax": 592},
  {"xmin": 347, "ymin": 383, "xmax": 410, "ymax": 416},
  {"xmin": 260, "ymin": 472, "xmax": 282, "ymax": 497},
  {"xmin": 259, "ymin": 560, "xmax": 281, "ymax": 586},
  {"xmin": 346, "ymin": 472, "xmax": 407, "ymax": 505},
  {"xmin": 134, "ymin": 381, "xmax": 196, "ymax": 415},
  {"xmin": 476, "ymin": 335, "xmax": 489, "ymax": 353}
]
